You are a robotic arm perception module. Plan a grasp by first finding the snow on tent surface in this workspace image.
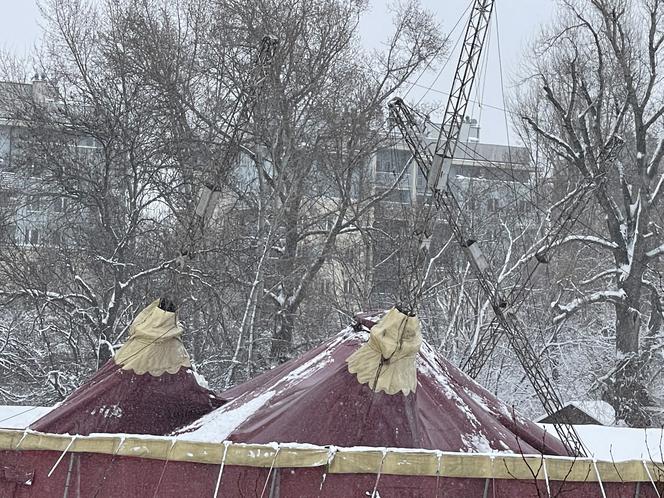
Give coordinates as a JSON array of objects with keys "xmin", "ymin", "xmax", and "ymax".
[
  {"xmin": 0, "ymin": 310, "xmax": 659, "ymax": 497},
  {"xmin": 29, "ymin": 299, "xmax": 223, "ymax": 436},
  {"xmin": 177, "ymin": 310, "xmax": 567, "ymax": 456}
]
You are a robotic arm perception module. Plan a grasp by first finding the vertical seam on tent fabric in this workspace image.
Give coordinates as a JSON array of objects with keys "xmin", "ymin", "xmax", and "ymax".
[
  {"xmin": 61, "ymin": 453, "xmax": 75, "ymax": 498},
  {"xmin": 643, "ymin": 460, "xmax": 661, "ymax": 498},
  {"xmin": 212, "ymin": 440, "xmax": 231, "ymax": 498},
  {"xmin": 268, "ymin": 468, "xmax": 280, "ymax": 498},
  {"xmin": 482, "ymin": 477, "xmax": 490, "ymax": 498},
  {"xmin": 434, "ymin": 450, "xmax": 443, "ymax": 498},
  {"xmin": 91, "ymin": 435, "xmax": 125, "ymax": 498},
  {"xmin": 491, "ymin": 455, "xmax": 496, "ymax": 498},
  {"xmin": 485, "ymin": 455, "xmax": 496, "ymax": 498},
  {"xmin": 75, "ymin": 454, "xmax": 81, "ymax": 498},
  {"xmin": 48, "ymin": 435, "xmax": 77, "ymax": 477}
]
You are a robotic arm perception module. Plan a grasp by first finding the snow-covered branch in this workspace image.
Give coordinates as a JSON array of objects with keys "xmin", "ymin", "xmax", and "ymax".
[
  {"xmin": 552, "ymin": 289, "xmax": 626, "ymax": 324},
  {"xmin": 646, "ymin": 243, "xmax": 664, "ymax": 260}
]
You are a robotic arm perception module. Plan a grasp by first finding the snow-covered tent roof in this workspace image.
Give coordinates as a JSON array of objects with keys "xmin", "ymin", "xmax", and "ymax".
[
  {"xmin": 28, "ymin": 299, "xmax": 223, "ymax": 436},
  {"xmin": 1, "ymin": 310, "xmax": 662, "ymax": 497},
  {"xmin": 176, "ymin": 309, "xmax": 567, "ymax": 456}
]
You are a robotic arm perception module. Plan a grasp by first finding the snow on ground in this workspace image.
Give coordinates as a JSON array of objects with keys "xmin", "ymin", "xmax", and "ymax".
[
  {"xmin": 0, "ymin": 405, "xmax": 52, "ymax": 429},
  {"xmin": 541, "ymin": 424, "xmax": 664, "ymax": 462}
]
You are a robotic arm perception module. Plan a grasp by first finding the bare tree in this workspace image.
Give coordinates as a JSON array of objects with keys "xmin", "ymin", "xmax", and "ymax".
[
  {"xmin": 517, "ymin": 0, "xmax": 664, "ymax": 425},
  {"xmin": 121, "ymin": 0, "xmax": 447, "ymax": 363},
  {"xmin": 0, "ymin": 0, "xmax": 189, "ymax": 400},
  {"xmin": 0, "ymin": 0, "xmax": 447, "ymax": 398}
]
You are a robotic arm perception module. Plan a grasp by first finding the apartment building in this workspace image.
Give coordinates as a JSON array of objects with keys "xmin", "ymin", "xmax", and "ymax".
[{"xmin": 369, "ymin": 118, "xmax": 536, "ymax": 304}]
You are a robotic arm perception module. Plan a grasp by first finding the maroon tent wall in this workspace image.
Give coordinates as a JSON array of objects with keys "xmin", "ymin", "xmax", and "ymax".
[{"xmin": 0, "ymin": 449, "xmax": 658, "ymax": 497}]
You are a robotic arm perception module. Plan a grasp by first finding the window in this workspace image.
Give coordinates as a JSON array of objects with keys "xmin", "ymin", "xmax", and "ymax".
[
  {"xmin": 0, "ymin": 191, "xmax": 12, "ymax": 208},
  {"xmin": 0, "ymin": 224, "xmax": 16, "ymax": 243},
  {"xmin": 466, "ymin": 197, "xmax": 478, "ymax": 211},
  {"xmin": 50, "ymin": 230, "xmax": 63, "ymax": 245},
  {"xmin": 384, "ymin": 188, "xmax": 411, "ymax": 204},
  {"xmin": 28, "ymin": 163, "xmax": 44, "ymax": 177},
  {"xmin": 23, "ymin": 228, "xmax": 39, "ymax": 245},
  {"xmin": 319, "ymin": 279, "xmax": 332, "ymax": 294},
  {"xmin": 26, "ymin": 195, "xmax": 41, "ymax": 212},
  {"xmin": 375, "ymin": 149, "xmax": 411, "ymax": 173},
  {"xmin": 53, "ymin": 197, "xmax": 67, "ymax": 213},
  {"xmin": 79, "ymin": 136, "xmax": 97, "ymax": 148}
]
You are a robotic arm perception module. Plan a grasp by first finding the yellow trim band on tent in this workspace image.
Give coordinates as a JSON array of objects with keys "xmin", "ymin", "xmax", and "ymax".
[{"xmin": 0, "ymin": 429, "xmax": 662, "ymax": 482}]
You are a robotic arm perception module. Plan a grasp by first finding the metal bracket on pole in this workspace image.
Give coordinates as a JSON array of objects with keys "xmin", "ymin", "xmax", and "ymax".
[{"xmin": 195, "ymin": 183, "xmax": 222, "ymax": 222}]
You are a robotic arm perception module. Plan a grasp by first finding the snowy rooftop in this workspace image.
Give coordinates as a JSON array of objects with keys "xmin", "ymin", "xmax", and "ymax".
[
  {"xmin": 536, "ymin": 400, "xmax": 616, "ymax": 426},
  {"xmin": 0, "ymin": 405, "xmax": 52, "ymax": 429},
  {"xmin": 541, "ymin": 424, "xmax": 664, "ymax": 462}
]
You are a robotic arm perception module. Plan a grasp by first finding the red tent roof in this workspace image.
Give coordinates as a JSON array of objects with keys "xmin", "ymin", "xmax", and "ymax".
[
  {"xmin": 177, "ymin": 318, "xmax": 567, "ymax": 456},
  {"xmin": 30, "ymin": 300, "xmax": 223, "ymax": 436}
]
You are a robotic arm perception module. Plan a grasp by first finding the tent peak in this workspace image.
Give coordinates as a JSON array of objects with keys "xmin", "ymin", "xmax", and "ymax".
[
  {"xmin": 347, "ymin": 307, "xmax": 421, "ymax": 396},
  {"xmin": 114, "ymin": 299, "xmax": 191, "ymax": 376}
]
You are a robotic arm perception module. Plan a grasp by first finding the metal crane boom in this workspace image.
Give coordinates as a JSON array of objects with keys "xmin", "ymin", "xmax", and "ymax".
[
  {"xmin": 386, "ymin": 0, "xmax": 587, "ymax": 456},
  {"xmin": 388, "ymin": 98, "xmax": 586, "ymax": 457},
  {"xmin": 429, "ymin": 0, "xmax": 494, "ymax": 191},
  {"xmin": 192, "ymin": 35, "xmax": 278, "ymax": 230},
  {"xmin": 167, "ymin": 35, "xmax": 278, "ymax": 304},
  {"xmin": 183, "ymin": 35, "xmax": 278, "ymax": 254}
]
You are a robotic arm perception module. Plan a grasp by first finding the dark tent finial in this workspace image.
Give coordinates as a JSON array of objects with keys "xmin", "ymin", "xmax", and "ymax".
[{"xmin": 159, "ymin": 296, "xmax": 177, "ymax": 312}]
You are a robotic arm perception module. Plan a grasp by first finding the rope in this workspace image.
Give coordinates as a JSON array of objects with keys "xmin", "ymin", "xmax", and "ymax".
[
  {"xmin": 259, "ymin": 446, "xmax": 280, "ymax": 498},
  {"xmin": 47, "ymin": 435, "xmax": 77, "ymax": 478},
  {"xmin": 370, "ymin": 448, "xmax": 388, "ymax": 498},
  {"xmin": 411, "ymin": 0, "xmax": 475, "ymax": 106},
  {"xmin": 0, "ymin": 405, "xmax": 45, "ymax": 427},
  {"xmin": 212, "ymin": 441, "xmax": 231, "ymax": 498},
  {"xmin": 542, "ymin": 456, "xmax": 551, "ymax": 497},
  {"xmin": 592, "ymin": 459, "xmax": 608, "ymax": 498},
  {"xmin": 151, "ymin": 438, "xmax": 177, "ymax": 498},
  {"xmin": 370, "ymin": 311, "xmax": 410, "ymax": 392},
  {"xmin": 643, "ymin": 459, "xmax": 661, "ymax": 498}
]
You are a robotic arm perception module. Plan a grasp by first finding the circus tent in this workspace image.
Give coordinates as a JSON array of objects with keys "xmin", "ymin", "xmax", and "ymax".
[
  {"xmin": 28, "ymin": 299, "xmax": 223, "ymax": 436},
  {"xmin": 177, "ymin": 309, "xmax": 567, "ymax": 456},
  {"xmin": 0, "ymin": 309, "xmax": 660, "ymax": 497}
]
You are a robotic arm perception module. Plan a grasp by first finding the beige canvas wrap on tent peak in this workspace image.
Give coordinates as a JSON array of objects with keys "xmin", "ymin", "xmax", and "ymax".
[
  {"xmin": 347, "ymin": 307, "xmax": 422, "ymax": 395},
  {"xmin": 113, "ymin": 299, "xmax": 191, "ymax": 376}
]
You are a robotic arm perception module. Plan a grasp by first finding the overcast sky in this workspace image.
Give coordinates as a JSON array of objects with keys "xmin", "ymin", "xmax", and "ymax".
[
  {"xmin": 359, "ymin": 0, "xmax": 557, "ymax": 145},
  {"xmin": 0, "ymin": 0, "xmax": 557, "ymax": 145}
]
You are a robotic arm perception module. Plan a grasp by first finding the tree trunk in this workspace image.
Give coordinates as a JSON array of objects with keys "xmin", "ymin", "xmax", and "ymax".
[
  {"xmin": 271, "ymin": 307, "xmax": 295, "ymax": 362},
  {"xmin": 605, "ymin": 298, "xmax": 652, "ymax": 426}
]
